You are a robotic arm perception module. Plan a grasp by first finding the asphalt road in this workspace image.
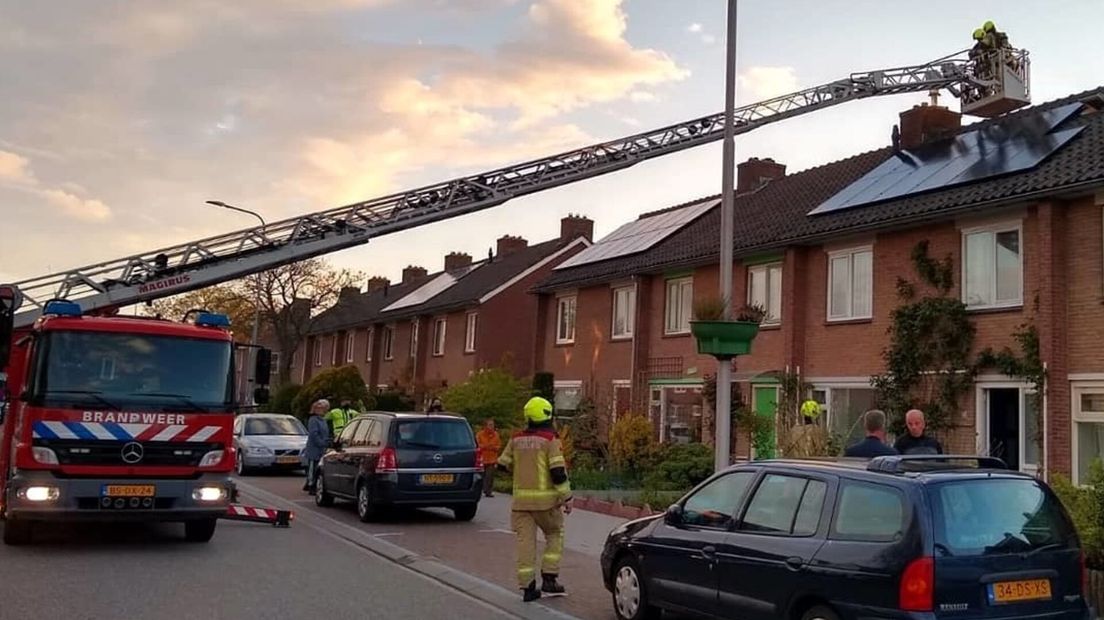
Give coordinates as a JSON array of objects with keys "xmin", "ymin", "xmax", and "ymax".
[{"xmin": 0, "ymin": 500, "xmax": 529, "ymax": 620}]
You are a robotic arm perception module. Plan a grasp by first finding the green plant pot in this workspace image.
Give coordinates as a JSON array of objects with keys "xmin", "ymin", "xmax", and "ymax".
[{"xmin": 690, "ymin": 320, "xmax": 760, "ymax": 359}]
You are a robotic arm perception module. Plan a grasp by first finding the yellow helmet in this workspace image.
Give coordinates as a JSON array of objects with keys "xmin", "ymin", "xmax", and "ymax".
[
  {"xmin": 800, "ymin": 399, "xmax": 822, "ymax": 419},
  {"xmin": 524, "ymin": 396, "xmax": 553, "ymax": 424},
  {"xmin": 973, "ymin": 28, "xmax": 985, "ymax": 40},
  {"xmin": 983, "ymin": 20, "xmax": 995, "ymax": 32}
]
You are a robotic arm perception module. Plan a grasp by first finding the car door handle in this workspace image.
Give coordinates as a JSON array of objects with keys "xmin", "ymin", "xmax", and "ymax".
[
  {"xmin": 698, "ymin": 546, "xmax": 716, "ymax": 559},
  {"xmin": 784, "ymin": 556, "xmax": 804, "ymax": 571}
]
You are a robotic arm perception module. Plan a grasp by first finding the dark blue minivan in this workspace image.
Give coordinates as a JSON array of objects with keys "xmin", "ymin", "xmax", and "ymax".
[{"xmin": 600, "ymin": 455, "xmax": 1091, "ymax": 620}]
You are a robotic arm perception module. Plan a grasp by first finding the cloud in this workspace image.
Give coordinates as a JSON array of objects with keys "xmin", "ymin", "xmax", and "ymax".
[
  {"xmin": 39, "ymin": 188, "xmax": 112, "ymax": 221},
  {"xmin": 0, "ymin": 149, "xmax": 110, "ymax": 221},
  {"xmin": 629, "ymin": 91, "xmax": 656, "ymax": 103},
  {"xmin": 0, "ymin": 150, "xmax": 33, "ymax": 184},
  {"xmin": 701, "ymin": 34, "xmax": 716, "ymax": 45},
  {"xmin": 739, "ymin": 66, "xmax": 799, "ymax": 102},
  {"xmin": 687, "ymin": 23, "xmax": 703, "ymax": 33}
]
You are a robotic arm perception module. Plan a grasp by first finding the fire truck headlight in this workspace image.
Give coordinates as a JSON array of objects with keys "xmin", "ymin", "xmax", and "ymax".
[
  {"xmin": 31, "ymin": 447, "xmax": 59, "ymax": 465},
  {"xmin": 198, "ymin": 450, "xmax": 224, "ymax": 468},
  {"xmin": 20, "ymin": 486, "xmax": 60, "ymax": 502},
  {"xmin": 192, "ymin": 486, "xmax": 227, "ymax": 502}
]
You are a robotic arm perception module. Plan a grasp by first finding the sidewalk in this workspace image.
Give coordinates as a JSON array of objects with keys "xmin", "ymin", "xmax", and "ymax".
[{"xmin": 476, "ymin": 493, "xmax": 628, "ymax": 558}]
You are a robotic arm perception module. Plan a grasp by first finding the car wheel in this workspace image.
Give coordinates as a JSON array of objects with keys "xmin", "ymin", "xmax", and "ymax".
[
  {"xmin": 2, "ymin": 519, "xmax": 34, "ymax": 546},
  {"xmin": 356, "ymin": 482, "xmax": 379, "ymax": 522},
  {"xmin": 801, "ymin": 605, "xmax": 840, "ymax": 620},
  {"xmin": 612, "ymin": 556, "xmax": 660, "ymax": 620},
  {"xmin": 453, "ymin": 504, "xmax": 478, "ymax": 521},
  {"xmin": 235, "ymin": 454, "xmax": 249, "ymax": 476},
  {"xmin": 315, "ymin": 474, "xmax": 334, "ymax": 507},
  {"xmin": 184, "ymin": 518, "xmax": 218, "ymax": 543}
]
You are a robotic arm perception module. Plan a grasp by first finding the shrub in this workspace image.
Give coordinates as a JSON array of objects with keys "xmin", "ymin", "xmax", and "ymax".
[
  {"xmin": 692, "ymin": 296, "xmax": 727, "ymax": 321},
  {"xmin": 644, "ymin": 443, "xmax": 714, "ymax": 491},
  {"xmin": 609, "ymin": 414, "xmax": 657, "ymax": 474},
  {"xmin": 290, "ymin": 366, "xmax": 372, "ymax": 421},
  {"xmin": 269, "ymin": 383, "xmax": 302, "ymax": 416},
  {"xmin": 1051, "ymin": 461, "xmax": 1104, "ymax": 568},
  {"xmin": 441, "ymin": 367, "xmax": 529, "ymax": 429},
  {"xmin": 374, "ymin": 388, "xmax": 416, "ymax": 412}
]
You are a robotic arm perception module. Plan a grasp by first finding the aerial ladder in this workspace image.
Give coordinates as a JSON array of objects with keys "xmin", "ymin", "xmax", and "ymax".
[{"xmin": 4, "ymin": 47, "xmax": 1030, "ymax": 328}]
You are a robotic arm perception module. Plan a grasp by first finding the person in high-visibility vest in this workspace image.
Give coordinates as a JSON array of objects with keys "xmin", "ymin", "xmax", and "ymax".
[
  {"xmin": 800, "ymin": 399, "xmax": 822, "ymax": 425},
  {"xmin": 496, "ymin": 397, "xmax": 573, "ymax": 602},
  {"xmin": 325, "ymin": 399, "xmax": 357, "ymax": 437}
]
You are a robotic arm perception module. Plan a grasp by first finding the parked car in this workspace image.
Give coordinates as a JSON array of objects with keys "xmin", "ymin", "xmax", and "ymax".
[
  {"xmin": 601, "ymin": 455, "xmax": 1091, "ymax": 620},
  {"xmin": 314, "ymin": 412, "xmax": 483, "ymax": 522},
  {"xmin": 233, "ymin": 413, "xmax": 308, "ymax": 475}
]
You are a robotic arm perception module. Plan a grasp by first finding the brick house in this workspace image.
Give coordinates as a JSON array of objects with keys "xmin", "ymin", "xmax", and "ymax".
[
  {"xmin": 303, "ymin": 216, "xmax": 592, "ymax": 404},
  {"xmin": 533, "ymin": 88, "xmax": 1104, "ymax": 482}
]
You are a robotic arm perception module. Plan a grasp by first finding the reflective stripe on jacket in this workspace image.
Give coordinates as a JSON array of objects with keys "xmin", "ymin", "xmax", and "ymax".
[{"xmin": 497, "ymin": 427, "xmax": 571, "ymax": 512}]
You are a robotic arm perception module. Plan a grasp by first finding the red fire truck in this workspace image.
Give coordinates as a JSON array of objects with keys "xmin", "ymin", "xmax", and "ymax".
[{"xmin": 0, "ymin": 286, "xmax": 270, "ymax": 545}]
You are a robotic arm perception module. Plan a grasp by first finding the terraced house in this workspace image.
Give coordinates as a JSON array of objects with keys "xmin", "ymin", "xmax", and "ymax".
[
  {"xmin": 298, "ymin": 216, "xmax": 592, "ymax": 401},
  {"xmin": 533, "ymin": 88, "xmax": 1104, "ymax": 482}
]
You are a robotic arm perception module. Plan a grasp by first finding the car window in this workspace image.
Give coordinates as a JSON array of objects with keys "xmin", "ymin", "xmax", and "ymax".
[
  {"xmin": 831, "ymin": 481, "xmax": 905, "ymax": 542},
  {"xmin": 792, "ymin": 479, "xmax": 828, "ymax": 536},
  {"xmin": 741, "ymin": 474, "xmax": 821, "ymax": 535},
  {"xmin": 395, "ymin": 420, "xmax": 475, "ymax": 449},
  {"xmin": 352, "ymin": 420, "xmax": 373, "ymax": 446},
  {"xmin": 339, "ymin": 420, "xmax": 360, "ymax": 444},
  {"xmin": 931, "ymin": 478, "xmax": 1074, "ymax": 556},
  {"xmin": 244, "ymin": 416, "xmax": 305, "ymax": 436},
  {"xmin": 233, "ymin": 417, "xmax": 243, "ymax": 434},
  {"xmin": 367, "ymin": 420, "xmax": 385, "ymax": 447},
  {"xmin": 681, "ymin": 471, "xmax": 755, "ymax": 528}
]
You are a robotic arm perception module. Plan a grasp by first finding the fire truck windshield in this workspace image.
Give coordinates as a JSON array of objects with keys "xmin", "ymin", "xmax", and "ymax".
[{"xmin": 29, "ymin": 330, "xmax": 233, "ymax": 412}]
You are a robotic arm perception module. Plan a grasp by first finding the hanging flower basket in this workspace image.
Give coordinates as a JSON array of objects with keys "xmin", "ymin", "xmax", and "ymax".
[{"xmin": 690, "ymin": 320, "xmax": 760, "ymax": 359}]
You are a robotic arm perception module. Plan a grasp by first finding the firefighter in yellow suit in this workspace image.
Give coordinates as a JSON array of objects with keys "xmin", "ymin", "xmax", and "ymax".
[{"xmin": 496, "ymin": 396, "xmax": 573, "ymax": 602}]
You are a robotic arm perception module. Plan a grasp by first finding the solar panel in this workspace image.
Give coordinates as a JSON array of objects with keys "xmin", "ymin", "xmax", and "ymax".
[
  {"xmin": 383, "ymin": 264, "xmax": 477, "ymax": 312},
  {"xmin": 555, "ymin": 199, "xmax": 717, "ymax": 270},
  {"xmin": 808, "ymin": 103, "xmax": 1086, "ymax": 216}
]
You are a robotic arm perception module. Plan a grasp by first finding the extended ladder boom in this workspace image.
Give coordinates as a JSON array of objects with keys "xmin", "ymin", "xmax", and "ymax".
[{"xmin": 9, "ymin": 49, "xmax": 1018, "ymax": 328}]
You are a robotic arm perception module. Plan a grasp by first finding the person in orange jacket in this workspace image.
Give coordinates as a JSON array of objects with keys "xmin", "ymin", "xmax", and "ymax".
[{"xmin": 476, "ymin": 418, "xmax": 501, "ymax": 497}]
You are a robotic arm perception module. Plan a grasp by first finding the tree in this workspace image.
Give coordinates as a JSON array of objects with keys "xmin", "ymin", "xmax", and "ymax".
[
  {"xmin": 145, "ymin": 285, "xmax": 254, "ymax": 339},
  {"xmin": 269, "ymin": 383, "xmax": 302, "ymax": 415},
  {"xmin": 291, "ymin": 365, "xmax": 373, "ymax": 420},
  {"xmin": 440, "ymin": 367, "xmax": 529, "ymax": 430}
]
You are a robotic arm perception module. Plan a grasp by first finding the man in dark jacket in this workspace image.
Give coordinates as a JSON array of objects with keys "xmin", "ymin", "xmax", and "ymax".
[
  {"xmin": 894, "ymin": 409, "xmax": 944, "ymax": 455},
  {"xmin": 302, "ymin": 399, "xmax": 331, "ymax": 493},
  {"xmin": 844, "ymin": 409, "xmax": 899, "ymax": 458}
]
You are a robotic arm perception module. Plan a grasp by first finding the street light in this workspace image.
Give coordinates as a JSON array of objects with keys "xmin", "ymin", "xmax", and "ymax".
[
  {"xmin": 205, "ymin": 200, "xmax": 266, "ymax": 407},
  {"xmin": 715, "ymin": 0, "xmax": 738, "ymax": 471}
]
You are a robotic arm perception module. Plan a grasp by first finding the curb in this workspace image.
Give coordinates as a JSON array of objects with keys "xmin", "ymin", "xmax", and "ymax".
[
  {"xmin": 574, "ymin": 495, "xmax": 659, "ymax": 520},
  {"xmin": 234, "ymin": 480, "xmax": 583, "ymax": 620}
]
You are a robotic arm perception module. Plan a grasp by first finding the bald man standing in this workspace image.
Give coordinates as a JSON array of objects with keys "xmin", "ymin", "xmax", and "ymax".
[{"xmin": 894, "ymin": 409, "xmax": 944, "ymax": 455}]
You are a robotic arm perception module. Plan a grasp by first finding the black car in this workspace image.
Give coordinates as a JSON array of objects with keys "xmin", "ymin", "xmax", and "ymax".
[
  {"xmin": 601, "ymin": 455, "xmax": 1091, "ymax": 620},
  {"xmin": 314, "ymin": 412, "xmax": 482, "ymax": 522}
]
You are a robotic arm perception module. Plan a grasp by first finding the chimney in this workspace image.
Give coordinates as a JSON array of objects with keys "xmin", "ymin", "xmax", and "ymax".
[
  {"xmin": 401, "ymin": 265, "xmax": 428, "ymax": 285},
  {"xmin": 736, "ymin": 157, "xmax": 786, "ymax": 193},
  {"xmin": 496, "ymin": 235, "xmax": 528, "ymax": 257},
  {"xmin": 444, "ymin": 251, "xmax": 473, "ymax": 271},
  {"xmin": 366, "ymin": 276, "xmax": 390, "ymax": 293},
  {"xmin": 338, "ymin": 285, "xmax": 360, "ymax": 301},
  {"xmin": 898, "ymin": 103, "xmax": 961, "ymax": 150},
  {"xmin": 560, "ymin": 214, "xmax": 594, "ymax": 242}
]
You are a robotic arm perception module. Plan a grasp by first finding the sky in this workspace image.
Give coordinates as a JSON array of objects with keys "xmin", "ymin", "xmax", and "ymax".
[{"xmin": 2, "ymin": 0, "xmax": 1103, "ymax": 287}]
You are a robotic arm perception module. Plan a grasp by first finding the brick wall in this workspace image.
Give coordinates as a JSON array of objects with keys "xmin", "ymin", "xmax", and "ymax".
[
  {"xmin": 422, "ymin": 312, "xmax": 476, "ymax": 391},
  {"xmin": 538, "ymin": 285, "xmax": 634, "ymax": 396}
]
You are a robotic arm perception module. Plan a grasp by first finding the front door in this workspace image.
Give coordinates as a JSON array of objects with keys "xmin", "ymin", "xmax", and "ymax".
[
  {"xmin": 752, "ymin": 386, "xmax": 778, "ymax": 460},
  {"xmin": 980, "ymin": 387, "xmax": 1040, "ymax": 472}
]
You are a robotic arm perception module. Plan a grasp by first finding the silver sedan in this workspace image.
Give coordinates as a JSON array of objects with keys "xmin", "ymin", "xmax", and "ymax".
[{"xmin": 233, "ymin": 413, "xmax": 308, "ymax": 475}]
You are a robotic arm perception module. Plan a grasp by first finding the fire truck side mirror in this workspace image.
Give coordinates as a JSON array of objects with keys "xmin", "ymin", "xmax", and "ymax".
[
  {"xmin": 253, "ymin": 387, "xmax": 270, "ymax": 405},
  {"xmin": 254, "ymin": 348, "xmax": 272, "ymax": 387},
  {"xmin": 0, "ymin": 284, "xmax": 22, "ymax": 368}
]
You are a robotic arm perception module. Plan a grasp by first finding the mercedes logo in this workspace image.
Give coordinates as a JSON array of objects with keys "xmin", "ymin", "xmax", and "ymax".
[
  {"xmin": 121, "ymin": 442, "xmax": 144, "ymax": 464},
  {"xmin": 433, "ymin": 453, "xmax": 443, "ymax": 463}
]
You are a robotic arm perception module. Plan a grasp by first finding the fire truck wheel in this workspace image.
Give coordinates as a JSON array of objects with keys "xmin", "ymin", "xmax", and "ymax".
[
  {"xmin": 2, "ymin": 519, "xmax": 33, "ymax": 546},
  {"xmin": 184, "ymin": 518, "xmax": 218, "ymax": 543}
]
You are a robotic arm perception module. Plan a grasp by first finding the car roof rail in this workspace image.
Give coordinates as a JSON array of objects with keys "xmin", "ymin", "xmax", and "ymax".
[{"xmin": 867, "ymin": 454, "xmax": 1008, "ymax": 474}]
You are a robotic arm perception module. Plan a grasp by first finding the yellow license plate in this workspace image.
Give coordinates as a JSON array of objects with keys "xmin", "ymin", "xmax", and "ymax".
[
  {"xmin": 102, "ymin": 484, "xmax": 155, "ymax": 498},
  {"xmin": 276, "ymin": 455, "xmax": 300, "ymax": 464},
  {"xmin": 419, "ymin": 474, "xmax": 455, "ymax": 485},
  {"xmin": 991, "ymin": 579, "xmax": 1052, "ymax": 604}
]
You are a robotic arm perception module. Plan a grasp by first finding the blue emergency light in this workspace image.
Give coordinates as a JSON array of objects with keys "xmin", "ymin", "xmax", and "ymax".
[
  {"xmin": 43, "ymin": 300, "xmax": 82, "ymax": 317},
  {"xmin": 194, "ymin": 312, "xmax": 231, "ymax": 328}
]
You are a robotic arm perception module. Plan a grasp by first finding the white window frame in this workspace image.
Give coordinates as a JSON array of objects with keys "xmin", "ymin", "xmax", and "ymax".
[
  {"xmin": 345, "ymin": 331, "xmax": 355, "ymax": 363},
  {"xmin": 973, "ymin": 380, "xmax": 1039, "ymax": 474},
  {"xmin": 465, "ymin": 313, "xmax": 478, "ymax": 353},
  {"xmin": 556, "ymin": 294, "xmax": 577, "ymax": 345},
  {"xmin": 664, "ymin": 277, "xmax": 693, "ymax": 335},
  {"xmin": 365, "ymin": 328, "xmax": 374, "ymax": 362},
  {"xmin": 826, "ymin": 247, "xmax": 873, "ymax": 321},
  {"xmin": 1071, "ymin": 383, "xmax": 1104, "ymax": 485},
  {"xmin": 409, "ymin": 321, "xmax": 419, "ymax": 358},
  {"xmin": 961, "ymin": 221, "xmax": 1024, "ymax": 310},
  {"xmin": 553, "ymin": 380, "xmax": 584, "ymax": 416},
  {"xmin": 747, "ymin": 262, "xmax": 783, "ymax": 325},
  {"xmin": 330, "ymin": 335, "xmax": 339, "ymax": 365},
  {"xmin": 611, "ymin": 285, "xmax": 636, "ymax": 340},
  {"xmin": 432, "ymin": 317, "xmax": 447, "ymax": 357},
  {"xmin": 383, "ymin": 326, "xmax": 394, "ymax": 361},
  {"xmin": 809, "ymin": 382, "xmax": 878, "ymax": 442},
  {"xmin": 313, "ymin": 340, "xmax": 323, "ymax": 367}
]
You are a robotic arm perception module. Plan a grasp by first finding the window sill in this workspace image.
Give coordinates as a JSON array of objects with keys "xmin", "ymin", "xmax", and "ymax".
[
  {"xmin": 758, "ymin": 323, "xmax": 782, "ymax": 332},
  {"xmin": 555, "ymin": 341, "xmax": 576, "ymax": 347},
  {"xmin": 610, "ymin": 335, "xmax": 634, "ymax": 342},
  {"xmin": 663, "ymin": 331, "xmax": 692, "ymax": 339},
  {"xmin": 431, "ymin": 353, "xmax": 445, "ymax": 358},
  {"xmin": 463, "ymin": 349, "xmax": 476, "ymax": 356},
  {"xmin": 965, "ymin": 303, "xmax": 1023, "ymax": 315},
  {"xmin": 824, "ymin": 317, "xmax": 873, "ymax": 326}
]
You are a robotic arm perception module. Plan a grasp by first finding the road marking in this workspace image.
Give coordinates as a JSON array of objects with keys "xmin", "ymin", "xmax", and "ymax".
[
  {"xmin": 479, "ymin": 528, "xmax": 514, "ymax": 535},
  {"xmin": 374, "ymin": 532, "xmax": 404, "ymax": 538}
]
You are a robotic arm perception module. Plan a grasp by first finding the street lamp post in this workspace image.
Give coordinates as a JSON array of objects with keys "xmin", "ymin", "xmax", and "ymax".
[
  {"xmin": 715, "ymin": 0, "xmax": 738, "ymax": 472},
  {"xmin": 205, "ymin": 200, "xmax": 266, "ymax": 407}
]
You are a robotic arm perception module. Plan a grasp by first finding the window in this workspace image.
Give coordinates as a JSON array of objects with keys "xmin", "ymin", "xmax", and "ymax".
[
  {"xmin": 556, "ymin": 295, "xmax": 577, "ymax": 344},
  {"xmin": 345, "ymin": 332, "xmax": 355, "ymax": 363},
  {"xmin": 269, "ymin": 352, "xmax": 280, "ymax": 374},
  {"xmin": 409, "ymin": 321, "xmax": 419, "ymax": 358},
  {"xmin": 338, "ymin": 420, "xmax": 360, "ymax": 445},
  {"xmin": 395, "ymin": 420, "xmax": 476, "ymax": 450},
  {"xmin": 963, "ymin": 224, "xmax": 1022, "ymax": 309},
  {"xmin": 931, "ymin": 479, "xmax": 1073, "ymax": 555},
  {"xmin": 748, "ymin": 263, "xmax": 783, "ymax": 325},
  {"xmin": 827, "ymin": 248, "xmax": 873, "ymax": 321},
  {"xmin": 465, "ymin": 313, "xmax": 478, "ymax": 353},
  {"xmin": 1074, "ymin": 389, "xmax": 1104, "ymax": 484},
  {"xmin": 611, "ymin": 285, "xmax": 635, "ymax": 339},
  {"xmin": 365, "ymin": 329, "xmax": 374, "ymax": 362},
  {"xmin": 831, "ymin": 481, "xmax": 905, "ymax": 542},
  {"xmin": 291, "ymin": 349, "xmax": 299, "ymax": 368},
  {"xmin": 330, "ymin": 335, "xmax": 339, "ymax": 365},
  {"xmin": 432, "ymin": 317, "xmax": 447, "ymax": 356},
  {"xmin": 553, "ymin": 381, "xmax": 583, "ymax": 417},
  {"xmin": 741, "ymin": 475, "xmax": 826, "ymax": 536},
  {"xmin": 814, "ymin": 386, "xmax": 877, "ymax": 445},
  {"xmin": 382, "ymin": 326, "xmax": 394, "ymax": 360},
  {"xmin": 681, "ymin": 472, "xmax": 755, "ymax": 528},
  {"xmin": 665, "ymin": 277, "xmax": 693, "ymax": 334},
  {"xmin": 366, "ymin": 420, "xmax": 384, "ymax": 447},
  {"xmin": 352, "ymin": 420, "xmax": 373, "ymax": 446},
  {"xmin": 313, "ymin": 340, "xmax": 322, "ymax": 367}
]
